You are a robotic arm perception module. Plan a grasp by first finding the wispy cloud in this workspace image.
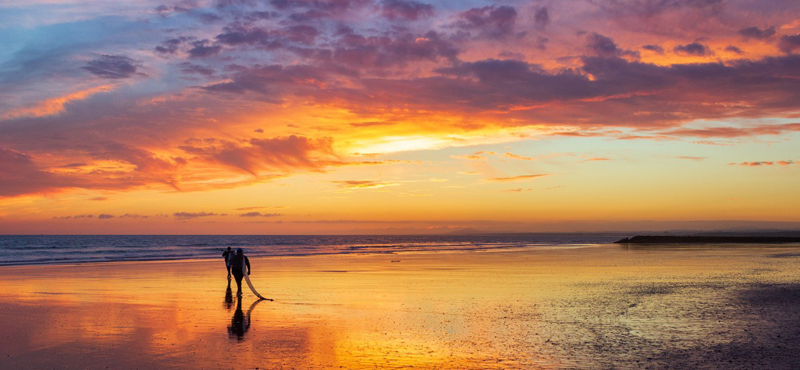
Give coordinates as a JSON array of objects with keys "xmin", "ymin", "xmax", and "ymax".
[
  {"xmin": 504, "ymin": 152, "xmax": 532, "ymax": 160},
  {"xmin": 119, "ymin": 213, "xmax": 149, "ymax": 219},
  {"xmin": 332, "ymin": 180, "xmax": 400, "ymax": 189},
  {"xmin": 178, "ymin": 135, "xmax": 337, "ymax": 175},
  {"xmin": 52, "ymin": 214, "xmax": 94, "ymax": 220},
  {"xmin": 451, "ymin": 154, "xmax": 485, "ymax": 160},
  {"xmin": 488, "ymin": 174, "xmax": 548, "ymax": 182},
  {"xmin": 2, "ymin": 85, "xmax": 113, "ymax": 120},
  {"xmin": 239, "ymin": 212, "xmax": 282, "ymax": 217},
  {"xmin": 664, "ymin": 123, "xmax": 800, "ymax": 138},
  {"xmin": 82, "ymin": 55, "xmax": 142, "ymax": 79},
  {"xmin": 234, "ymin": 206, "xmax": 286, "ymax": 211},
  {"xmin": 173, "ymin": 211, "xmax": 218, "ymax": 219},
  {"xmin": 729, "ymin": 160, "xmax": 795, "ymax": 167},
  {"xmin": 503, "ymin": 188, "xmax": 532, "ymax": 192}
]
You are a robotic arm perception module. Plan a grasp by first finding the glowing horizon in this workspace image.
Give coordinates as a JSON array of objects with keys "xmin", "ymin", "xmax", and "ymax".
[{"xmin": 1, "ymin": 0, "xmax": 799, "ymax": 234}]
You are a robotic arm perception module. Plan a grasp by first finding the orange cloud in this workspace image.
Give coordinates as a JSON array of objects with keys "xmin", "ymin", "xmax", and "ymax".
[
  {"xmin": 488, "ymin": 174, "xmax": 548, "ymax": 182},
  {"xmin": 331, "ymin": 180, "xmax": 400, "ymax": 189},
  {"xmin": 451, "ymin": 154, "xmax": 484, "ymax": 160},
  {"xmin": 504, "ymin": 152, "xmax": 533, "ymax": 160},
  {"xmin": 179, "ymin": 135, "xmax": 336, "ymax": 175},
  {"xmin": 2, "ymin": 85, "xmax": 113, "ymax": 120}
]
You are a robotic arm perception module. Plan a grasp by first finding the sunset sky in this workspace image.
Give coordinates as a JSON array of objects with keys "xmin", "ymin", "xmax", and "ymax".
[{"xmin": 1, "ymin": 0, "xmax": 798, "ymax": 234}]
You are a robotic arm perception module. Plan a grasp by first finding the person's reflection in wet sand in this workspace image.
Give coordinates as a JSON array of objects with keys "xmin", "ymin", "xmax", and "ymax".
[
  {"xmin": 224, "ymin": 277, "xmax": 234, "ymax": 310},
  {"xmin": 227, "ymin": 297, "xmax": 265, "ymax": 341}
]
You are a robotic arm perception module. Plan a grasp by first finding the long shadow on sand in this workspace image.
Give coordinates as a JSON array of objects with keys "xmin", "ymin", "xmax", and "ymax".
[{"xmin": 228, "ymin": 297, "xmax": 267, "ymax": 341}]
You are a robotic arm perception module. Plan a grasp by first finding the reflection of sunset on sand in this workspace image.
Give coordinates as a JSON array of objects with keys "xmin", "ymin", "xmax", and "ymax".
[{"xmin": 2, "ymin": 245, "xmax": 800, "ymax": 369}]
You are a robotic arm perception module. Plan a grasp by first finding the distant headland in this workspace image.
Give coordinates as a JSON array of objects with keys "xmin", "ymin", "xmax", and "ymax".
[{"xmin": 615, "ymin": 235, "xmax": 800, "ymax": 244}]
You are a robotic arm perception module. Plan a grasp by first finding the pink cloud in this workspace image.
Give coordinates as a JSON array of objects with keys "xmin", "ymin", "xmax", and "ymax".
[
  {"xmin": 664, "ymin": 123, "xmax": 800, "ymax": 138},
  {"xmin": 0, "ymin": 148, "xmax": 70, "ymax": 197},
  {"xmin": 730, "ymin": 160, "xmax": 795, "ymax": 167},
  {"xmin": 453, "ymin": 5, "xmax": 518, "ymax": 39}
]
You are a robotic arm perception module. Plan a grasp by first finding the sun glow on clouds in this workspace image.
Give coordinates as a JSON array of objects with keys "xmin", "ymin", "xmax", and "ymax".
[
  {"xmin": 345, "ymin": 125, "xmax": 575, "ymax": 155},
  {"xmin": 350, "ymin": 135, "xmax": 454, "ymax": 155},
  {"xmin": 1, "ymin": 0, "xmax": 800, "ymax": 232}
]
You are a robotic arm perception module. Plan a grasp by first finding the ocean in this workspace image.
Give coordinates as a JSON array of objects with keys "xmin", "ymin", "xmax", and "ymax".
[{"xmin": 0, "ymin": 234, "xmax": 626, "ymax": 266}]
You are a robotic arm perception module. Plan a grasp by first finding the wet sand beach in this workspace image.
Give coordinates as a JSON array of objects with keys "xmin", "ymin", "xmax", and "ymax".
[{"xmin": 1, "ymin": 244, "xmax": 800, "ymax": 369}]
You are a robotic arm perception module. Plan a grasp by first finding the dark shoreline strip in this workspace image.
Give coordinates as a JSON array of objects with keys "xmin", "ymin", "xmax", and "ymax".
[{"xmin": 615, "ymin": 236, "xmax": 800, "ymax": 244}]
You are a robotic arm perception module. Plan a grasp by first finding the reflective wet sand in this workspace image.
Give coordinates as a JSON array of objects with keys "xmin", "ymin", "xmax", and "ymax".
[{"xmin": 1, "ymin": 244, "xmax": 800, "ymax": 369}]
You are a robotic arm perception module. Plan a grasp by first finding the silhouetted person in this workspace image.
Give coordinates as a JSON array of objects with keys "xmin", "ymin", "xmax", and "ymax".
[
  {"xmin": 230, "ymin": 248, "xmax": 251, "ymax": 297},
  {"xmin": 221, "ymin": 247, "xmax": 233, "ymax": 277}
]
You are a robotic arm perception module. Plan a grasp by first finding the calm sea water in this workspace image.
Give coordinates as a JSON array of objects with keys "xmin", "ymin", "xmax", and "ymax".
[{"xmin": 0, "ymin": 234, "xmax": 626, "ymax": 266}]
